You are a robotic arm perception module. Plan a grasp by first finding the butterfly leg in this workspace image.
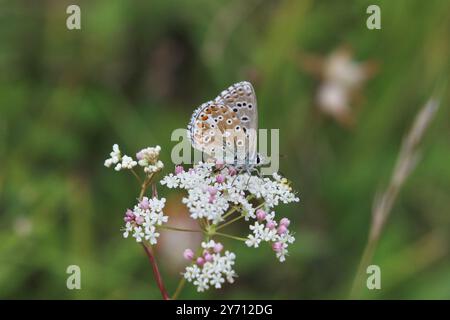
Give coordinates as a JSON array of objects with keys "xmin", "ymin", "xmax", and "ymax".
[
  {"xmin": 244, "ymin": 169, "xmax": 253, "ymax": 189},
  {"xmin": 229, "ymin": 166, "xmax": 240, "ymax": 187}
]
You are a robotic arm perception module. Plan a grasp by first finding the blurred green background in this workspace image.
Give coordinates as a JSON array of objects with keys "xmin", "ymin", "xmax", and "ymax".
[{"xmin": 1, "ymin": 0, "xmax": 449, "ymax": 299}]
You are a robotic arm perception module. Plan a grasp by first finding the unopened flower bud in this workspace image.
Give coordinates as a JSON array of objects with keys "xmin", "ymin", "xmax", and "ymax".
[
  {"xmin": 183, "ymin": 249, "xmax": 194, "ymax": 260},
  {"xmin": 256, "ymin": 209, "xmax": 266, "ymax": 221}
]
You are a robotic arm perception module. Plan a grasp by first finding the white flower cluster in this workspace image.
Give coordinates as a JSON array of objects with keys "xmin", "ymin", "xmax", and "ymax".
[
  {"xmin": 161, "ymin": 162, "xmax": 299, "ymax": 224},
  {"xmin": 122, "ymin": 197, "xmax": 168, "ymax": 244},
  {"xmin": 183, "ymin": 241, "xmax": 237, "ymax": 292},
  {"xmin": 104, "ymin": 144, "xmax": 164, "ymax": 173},
  {"xmin": 104, "ymin": 144, "xmax": 137, "ymax": 171},
  {"xmin": 136, "ymin": 146, "xmax": 164, "ymax": 173}
]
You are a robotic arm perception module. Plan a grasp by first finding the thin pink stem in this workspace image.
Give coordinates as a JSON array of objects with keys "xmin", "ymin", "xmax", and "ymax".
[{"xmin": 142, "ymin": 243, "xmax": 170, "ymax": 300}]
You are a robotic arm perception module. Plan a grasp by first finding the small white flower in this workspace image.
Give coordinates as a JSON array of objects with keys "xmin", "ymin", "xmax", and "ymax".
[
  {"xmin": 245, "ymin": 234, "xmax": 261, "ymax": 248},
  {"xmin": 132, "ymin": 226, "xmax": 144, "ymax": 242},
  {"xmin": 121, "ymin": 155, "xmax": 137, "ymax": 169},
  {"xmin": 104, "ymin": 144, "xmax": 122, "ymax": 168}
]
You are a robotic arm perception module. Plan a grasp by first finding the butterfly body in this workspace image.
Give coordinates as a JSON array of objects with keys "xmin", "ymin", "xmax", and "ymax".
[{"xmin": 187, "ymin": 81, "xmax": 262, "ymax": 171}]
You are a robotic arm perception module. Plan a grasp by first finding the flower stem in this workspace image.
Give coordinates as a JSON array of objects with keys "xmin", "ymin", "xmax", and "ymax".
[
  {"xmin": 142, "ymin": 242, "xmax": 170, "ymax": 300},
  {"xmin": 139, "ymin": 174, "xmax": 153, "ymax": 199},
  {"xmin": 160, "ymin": 225, "xmax": 202, "ymax": 233},
  {"xmin": 221, "ymin": 205, "xmax": 241, "ymax": 220},
  {"xmin": 172, "ymin": 277, "xmax": 186, "ymax": 300},
  {"xmin": 216, "ymin": 214, "xmax": 244, "ymax": 231},
  {"xmin": 138, "ymin": 174, "xmax": 169, "ymax": 300},
  {"xmin": 214, "ymin": 232, "xmax": 247, "ymax": 242},
  {"xmin": 130, "ymin": 168, "xmax": 142, "ymax": 183},
  {"xmin": 254, "ymin": 202, "xmax": 265, "ymax": 210}
]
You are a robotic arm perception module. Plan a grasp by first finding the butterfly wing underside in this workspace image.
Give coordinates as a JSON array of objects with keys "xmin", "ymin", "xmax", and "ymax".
[{"xmin": 188, "ymin": 81, "xmax": 258, "ymax": 165}]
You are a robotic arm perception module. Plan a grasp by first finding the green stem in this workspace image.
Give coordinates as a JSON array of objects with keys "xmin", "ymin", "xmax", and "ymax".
[
  {"xmin": 214, "ymin": 232, "xmax": 247, "ymax": 242},
  {"xmin": 130, "ymin": 168, "xmax": 142, "ymax": 183},
  {"xmin": 254, "ymin": 202, "xmax": 265, "ymax": 210},
  {"xmin": 172, "ymin": 278, "xmax": 186, "ymax": 300},
  {"xmin": 216, "ymin": 214, "xmax": 244, "ymax": 231},
  {"xmin": 160, "ymin": 225, "xmax": 203, "ymax": 233},
  {"xmin": 138, "ymin": 173, "xmax": 154, "ymax": 199},
  {"xmin": 221, "ymin": 205, "xmax": 241, "ymax": 220}
]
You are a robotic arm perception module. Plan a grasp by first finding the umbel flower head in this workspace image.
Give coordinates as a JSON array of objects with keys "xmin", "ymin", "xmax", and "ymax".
[
  {"xmin": 161, "ymin": 160, "xmax": 299, "ymax": 265},
  {"xmin": 105, "ymin": 144, "xmax": 300, "ymax": 294},
  {"xmin": 136, "ymin": 146, "xmax": 164, "ymax": 173}
]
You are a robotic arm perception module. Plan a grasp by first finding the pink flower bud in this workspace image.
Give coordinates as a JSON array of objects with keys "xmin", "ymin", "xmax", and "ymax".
[
  {"xmin": 135, "ymin": 216, "xmax": 144, "ymax": 225},
  {"xmin": 204, "ymin": 253, "xmax": 213, "ymax": 262},
  {"xmin": 213, "ymin": 242, "xmax": 223, "ymax": 253},
  {"xmin": 207, "ymin": 186, "xmax": 218, "ymax": 196},
  {"xmin": 124, "ymin": 209, "xmax": 135, "ymax": 222},
  {"xmin": 266, "ymin": 220, "xmax": 276, "ymax": 230},
  {"xmin": 183, "ymin": 249, "xmax": 194, "ymax": 260},
  {"xmin": 277, "ymin": 225, "xmax": 288, "ymax": 235},
  {"xmin": 228, "ymin": 167, "xmax": 237, "ymax": 176},
  {"xmin": 216, "ymin": 174, "xmax": 225, "ymax": 184},
  {"xmin": 256, "ymin": 209, "xmax": 266, "ymax": 221},
  {"xmin": 215, "ymin": 159, "xmax": 224, "ymax": 170},
  {"xmin": 272, "ymin": 242, "xmax": 283, "ymax": 252},
  {"xmin": 175, "ymin": 165, "xmax": 184, "ymax": 175},
  {"xmin": 125, "ymin": 209, "xmax": 134, "ymax": 217},
  {"xmin": 139, "ymin": 197, "xmax": 150, "ymax": 210},
  {"xmin": 196, "ymin": 257, "xmax": 205, "ymax": 266},
  {"xmin": 208, "ymin": 195, "xmax": 215, "ymax": 204},
  {"xmin": 280, "ymin": 218, "xmax": 290, "ymax": 227},
  {"xmin": 136, "ymin": 150, "xmax": 144, "ymax": 160}
]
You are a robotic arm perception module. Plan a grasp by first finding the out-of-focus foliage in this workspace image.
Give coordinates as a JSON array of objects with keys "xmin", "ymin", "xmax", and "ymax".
[{"xmin": 0, "ymin": 0, "xmax": 449, "ymax": 299}]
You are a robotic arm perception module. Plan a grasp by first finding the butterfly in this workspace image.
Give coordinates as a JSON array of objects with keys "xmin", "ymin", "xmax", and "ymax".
[{"xmin": 187, "ymin": 81, "xmax": 263, "ymax": 171}]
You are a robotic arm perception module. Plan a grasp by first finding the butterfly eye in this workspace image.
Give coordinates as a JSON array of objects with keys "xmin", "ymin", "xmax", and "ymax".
[
  {"xmin": 235, "ymin": 126, "xmax": 241, "ymax": 131},
  {"xmin": 226, "ymin": 119, "xmax": 232, "ymax": 125},
  {"xmin": 209, "ymin": 130, "xmax": 215, "ymax": 136},
  {"xmin": 237, "ymin": 103, "xmax": 242, "ymax": 107},
  {"xmin": 241, "ymin": 116, "xmax": 249, "ymax": 122},
  {"xmin": 203, "ymin": 136, "xmax": 210, "ymax": 143},
  {"xmin": 237, "ymin": 140, "xmax": 244, "ymax": 146},
  {"xmin": 233, "ymin": 108, "xmax": 238, "ymax": 112},
  {"xmin": 218, "ymin": 115, "xmax": 224, "ymax": 120},
  {"xmin": 242, "ymin": 102, "xmax": 246, "ymax": 106},
  {"xmin": 248, "ymin": 104, "xmax": 253, "ymax": 109},
  {"xmin": 242, "ymin": 127, "xmax": 247, "ymax": 133}
]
